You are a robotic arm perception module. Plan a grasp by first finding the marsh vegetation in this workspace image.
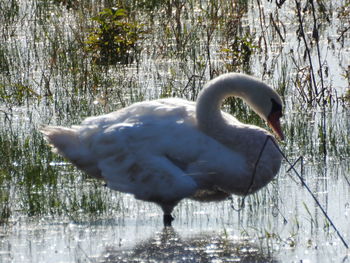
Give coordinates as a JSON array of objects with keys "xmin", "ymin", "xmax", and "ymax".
[{"xmin": 0, "ymin": 0, "xmax": 349, "ymax": 262}]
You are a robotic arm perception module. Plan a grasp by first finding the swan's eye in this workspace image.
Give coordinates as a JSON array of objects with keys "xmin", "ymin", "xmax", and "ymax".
[
  {"xmin": 270, "ymin": 98, "xmax": 282, "ymax": 117},
  {"xmin": 268, "ymin": 99, "xmax": 284, "ymax": 140}
]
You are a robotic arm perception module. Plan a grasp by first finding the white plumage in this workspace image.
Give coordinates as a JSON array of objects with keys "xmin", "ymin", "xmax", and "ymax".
[{"xmin": 41, "ymin": 73, "xmax": 284, "ymax": 226}]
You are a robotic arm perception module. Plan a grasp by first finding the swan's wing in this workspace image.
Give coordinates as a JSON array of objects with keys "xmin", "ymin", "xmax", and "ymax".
[
  {"xmin": 98, "ymin": 145, "xmax": 199, "ymax": 203},
  {"xmin": 80, "ymin": 99, "xmax": 199, "ymax": 203},
  {"xmin": 79, "ymin": 98, "xmax": 247, "ymax": 202},
  {"xmin": 81, "ymin": 98, "xmax": 196, "ymax": 127}
]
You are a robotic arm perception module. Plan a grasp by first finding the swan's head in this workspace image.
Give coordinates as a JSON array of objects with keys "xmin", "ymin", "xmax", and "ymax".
[
  {"xmin": 265, "ymin": 97, "xmax": 284, "ymax": 141},
  {"xmin": 196, "ymin": 73, "xmax": 284, "ymax": 140},
  {"xmin": 244, "ymin": 81, "xmax": 284, "ymax": 140}
]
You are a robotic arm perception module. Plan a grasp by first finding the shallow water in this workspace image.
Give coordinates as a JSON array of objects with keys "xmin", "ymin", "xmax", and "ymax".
[
  {"xmin": 1, "ymin": 176, "xmax": 350, "ymax": 263},
  {"xmin": 1, "ymin": 154, "xmax": 350, "ymax": 263},
  {"xmin": 0, "ymin": 0, "xmax": 350, "ymax": 262}
]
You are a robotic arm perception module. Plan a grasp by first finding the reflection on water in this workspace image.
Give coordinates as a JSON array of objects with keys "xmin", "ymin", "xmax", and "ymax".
[
  {"xmin": 102, "ymin": 228, "xmax": 276, "ymax": 263},
  {"xmin": 0, "ymin": 215, "xmax": 277, "ymax": 263},
  {"xmin": 1, "ymin": 167, "xmax": 349, "ymax": 263}
]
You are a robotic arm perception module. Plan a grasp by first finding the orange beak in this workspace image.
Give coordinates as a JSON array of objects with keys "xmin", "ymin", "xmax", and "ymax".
[{"xmin": 267, "ymin": 111, "xmax": 284, "ymax": 141}]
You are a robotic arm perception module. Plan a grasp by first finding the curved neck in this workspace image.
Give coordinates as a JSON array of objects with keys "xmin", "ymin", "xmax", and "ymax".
[{"xmin": 196, "ymin": 73, "xmax": 258, "ymax": 135}]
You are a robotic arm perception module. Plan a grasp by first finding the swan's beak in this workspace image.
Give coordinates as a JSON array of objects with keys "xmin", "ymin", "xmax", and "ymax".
[{"xmin": 267, "ymin": 111, "xmax": 284, "ymax": 141}]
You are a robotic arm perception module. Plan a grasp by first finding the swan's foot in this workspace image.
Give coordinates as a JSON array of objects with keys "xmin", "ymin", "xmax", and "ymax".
[{"xmin": 163, "ymin": 214, "xmax": 174, "ymax": 227}]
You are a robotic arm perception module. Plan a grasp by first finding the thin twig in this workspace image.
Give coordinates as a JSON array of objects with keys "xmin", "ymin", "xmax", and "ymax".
[
  {"xmin": 256, "ymin": 0, "xmax": 268, "ymax": 54},
  {"xmin": 231, "ymin": 134, "xmax": 349, "ymax": 249},
  {"xmin": 270, "ymin": 13, "xmax": 285, "ymax": 42},
  {"xmin": 337, "ymin": 25, "xmax": 350, "ymax": 42},
  {"xmin": 230, "ymin": 135, "xmax": 271, "ymax": 211},
  {"xmin": 309, "ymin": 0, "xmax": 326, "ymax": 106},
  {"xmin": 295, "ymin": 0, "xmax": 319, "ymax": 100},
  {"xmin": 344, "ymin": 174, "xmax": 350, "ymax": 188},
  {"xmin": 286, "ymin": 156, "xmax": 303, "ymax": 174},
  {"xmin": 270, "ymin": 137, "xmax": 349, "ymax": 249}
]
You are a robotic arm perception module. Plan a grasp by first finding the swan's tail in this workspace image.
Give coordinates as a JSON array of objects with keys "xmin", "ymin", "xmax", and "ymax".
[
  {"xmin": 40, "ymin": 126, "xmax": 80, "ymax": 155},
  {"xmin": 40, "ymin": 126, "xmax": 102, "ymax": 179}
]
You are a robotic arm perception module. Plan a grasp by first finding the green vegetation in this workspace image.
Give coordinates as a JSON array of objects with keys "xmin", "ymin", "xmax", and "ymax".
[
  {"xmin": 86, "ymin": 7, "xmax": 144, "ymax": 65},
  {"xmin": 220, "ymin": 34, "xmax": 259, "ymax": 74},
  {"xmin": 0, "ymin": 129, "xmax": 119, "ymax": 222}
]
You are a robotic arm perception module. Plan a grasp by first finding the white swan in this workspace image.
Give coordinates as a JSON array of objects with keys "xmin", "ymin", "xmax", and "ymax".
[{"xmin": 41, "ymin": 73, "xmax": 284, "ymax": 226}]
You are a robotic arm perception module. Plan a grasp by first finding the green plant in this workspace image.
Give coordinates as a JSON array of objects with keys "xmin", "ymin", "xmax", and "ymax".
[
  {"xmin": 0, "ymin": 0, "xmax": 19, "ymax": 24},
  {"xmin": 52, "ymin": 0, "xmax": 76, "ymax": 9},
  {"xmin": 220, "ymin": 33, "xmax": 258, "ymax": 73},
  {"xmin": 0, "ymin": 83, "xmax": 41, "ymax": 106},
  {"xmin": 86, "ymin": 7, "xmax": 144, "ymax": 65},
  {"xmin": 343, "ymin": 89, "xmax": 350, "ymax": 104}
]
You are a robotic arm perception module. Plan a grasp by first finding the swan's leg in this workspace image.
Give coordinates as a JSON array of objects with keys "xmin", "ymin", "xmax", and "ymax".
[
  {"xmin": 161, "ymin": 203, "xmax": 176, "ymax": 227},
  {"xmin": 163, "ymin": 214, "xmax": 174, "ymax": 227}
]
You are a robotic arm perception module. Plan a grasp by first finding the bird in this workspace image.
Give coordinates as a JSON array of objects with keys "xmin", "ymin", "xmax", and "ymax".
[{"xmin": 40, "ymin": 73, "xmax": 284, "ymax": 227}]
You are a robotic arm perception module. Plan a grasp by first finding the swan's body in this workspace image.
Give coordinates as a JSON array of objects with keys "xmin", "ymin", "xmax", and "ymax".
[{"xmin": 41, "ymin": 73, "xmax": 284, "ymax": 226}]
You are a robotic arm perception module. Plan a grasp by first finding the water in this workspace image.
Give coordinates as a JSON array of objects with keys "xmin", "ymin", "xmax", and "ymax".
[
  {"xmin": 0, "ymin": 0, "xmax": 350, "ymax": 262},
  {"xmin": 1, "ymin": 176, "xmax": 349, "ymax": 263}
]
